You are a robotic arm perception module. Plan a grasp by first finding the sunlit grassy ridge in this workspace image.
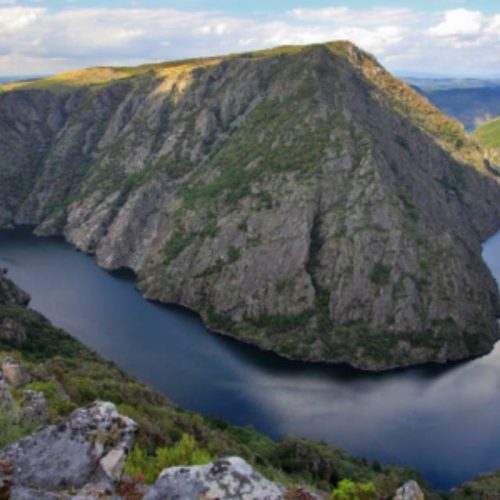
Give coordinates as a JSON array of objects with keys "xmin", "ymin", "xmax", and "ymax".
[
  {"xmin": 0, "ymin": 44, "xmax": 312, "ymax": 92},
  {"xmin": 473, "ymin": 117, "xmax": 500, "ymax": 149},
  {"xmin": 1, "ymin": 39, "xmax": 491, "ymax": 180}
]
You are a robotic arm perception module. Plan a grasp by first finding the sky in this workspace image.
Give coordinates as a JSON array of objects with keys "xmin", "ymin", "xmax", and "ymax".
[{"xmin": 1, "ymin": 0, "xmax": 500, "ymax": 77}]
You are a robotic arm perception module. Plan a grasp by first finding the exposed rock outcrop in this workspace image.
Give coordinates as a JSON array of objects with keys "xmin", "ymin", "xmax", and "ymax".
[
  {"xmin": 0, "ymin": 398, "xmax": 329, "ymax": 499},
  {"xmin": 0, "ymin": 318, "xmax": 27, "ymax": 343},
  {"xmin": 0, "ymin": 269, "xmax": 30, "ymax": 307},
  {"xmin": 1, "ymin": 358, "xmax": 29, "ymax": 388},
  {"xmin": 19, "ymin": 390, "xmax": 48, "ymax": 425},
  {"xmin": 0, "ymin": 380, "xmax": 13, "ymax": 409},
  {"xmin": 1, "ymin": 42, "xmax": 499, "ymax": 370},
  {"xmin": 146, "ymin": 457, "xmax": 287, "ymax": 500},
  {"xmin": 0, "ymin": 401, "xmax": 137, "ymax": 498},
  {"xmin": 394, "ymin": 480, "xmax": 425, "ymax": 500}
]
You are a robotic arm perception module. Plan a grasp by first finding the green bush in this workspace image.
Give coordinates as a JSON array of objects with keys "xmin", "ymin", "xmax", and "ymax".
[
  {"xmin": 0, "ymin": 405, "xmax": 36, "ymax": 449},
  {"xmin": 331, "ymin": 479, "xmax": 377, "ymax": 500},
  {"xmin": 156, "ymin": 433, "xmax": 212, "ymax": 469},
  {"xmin": 163, "ymin": 227, "xmax": 192, "ymax": 264},
  {"xmin": 227, "ymin": 246, "xmax": 241, "ymax": 264},
  {"xmin": 369, "ymin": 262, "xmax": 391, "ymax": 287},
  {"xmin": 125, "ymin": 433, "xmax": 212, "ymax": 484},
  {"xmin": 124, "ymin": 444, "xmax": 158, "ymax": 483},
  {"xmin": 22, "ymin": 381, "xmax": 77, "ymax": 419}
]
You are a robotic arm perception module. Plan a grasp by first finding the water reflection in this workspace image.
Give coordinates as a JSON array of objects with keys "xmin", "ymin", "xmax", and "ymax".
[{"xmin": 0, "ymin": 226, "xmax": 499, "ymax": 490}]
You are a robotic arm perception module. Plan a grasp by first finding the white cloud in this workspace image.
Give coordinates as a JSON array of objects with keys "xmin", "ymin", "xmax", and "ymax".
[
  {"xmin": 428, "ymin": 8, "xmax": 484, "ymax": 47},
  {"xmin": 0, "ymin": 6, "xmax": 42, "ymax": 33},
  {"xmin": 428, "ymin": 8, "xmax": 500, "ymax": 49},
  {"xmin": 429, "ymin": 9, "xmax": 483, "ymax": 37},
  {"xmin": 289, "ymin": 7, "xmax": 417, "ymax": 26},
  {"xmin": 0, "ymin": 5, "xmax": 499, "ymax": 77},
  {"xmin": 331, "ymin": 26, "xmax": 407, "ymax": 53}
]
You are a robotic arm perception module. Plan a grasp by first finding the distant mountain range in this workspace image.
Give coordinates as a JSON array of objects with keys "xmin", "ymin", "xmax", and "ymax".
[
  {"xmin": 0, "ymin": 76, "xmax": 46, "ymax": 84},
  {"xmin": 402, "ymin": 78, "xmax": 500, "ymax": 131}
]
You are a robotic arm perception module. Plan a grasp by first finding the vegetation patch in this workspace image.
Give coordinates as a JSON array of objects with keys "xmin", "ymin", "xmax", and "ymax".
[
  {"xmin": 395, "ymin": 135, "xmax": 411, "ymax": 154},
  {"xmin": 369, "ymin": 262, "xmax": 391, "ymax": 287},
  {"xmin": 125, "ymin": 433, "xmax": 212, "ymax": 484},
  {"xmin": 0, "ymin": 405, "xmax": 37, "ymax": 449},
  {"xmin": 163, "ymin": 226, "xmax": 193, "ymax": 265},
  {"xmin": 473, "ymin": 117, "xmax": 500, "ymax": 149},
  {"xmin": 247, "ymin": 310, "xmax": 314, "ymax": 335}
]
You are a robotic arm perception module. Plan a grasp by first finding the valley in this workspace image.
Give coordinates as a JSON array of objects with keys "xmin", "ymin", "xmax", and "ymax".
[
  {"xmin": 1, "ymin": 42, "xmax": 499, "ymax": 370},
  {"xmin": 1, "ymin": 38, "xmax": 500, "ymax": 498},
  {"xmin": 0, "ymin": 223, "xmax": 500, "ymax": 490}
]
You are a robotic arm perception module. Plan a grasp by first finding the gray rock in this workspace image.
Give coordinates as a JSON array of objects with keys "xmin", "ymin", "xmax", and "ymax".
[
  {"xmin": 1, "ymin": 358, "xmax": 29, "ymax": 388},
  {"xmin": 394, "ymin": 480, "xmax": 425, "ymax": 500},
  {"xmin": 20, "ymin": 390, "xmax": 48, "ymax": 425},
  {"xmin": 0, "ymin": 317, "xmax": 27, "ymax": 343},
  {"xmin": 8, "ymin": 484, "xmax": 62, "ymax": 500},
  {"xmin": 0, "ymin": 401, "xmax": 137, "ymax": 492},
  {"xmin": 0, "ymin": 380, "xmax": 14, "ymax": 409},
  {"xmin": 0, "ymin": 271, "xmax": 30, "ymax": 306},
  {"xmin": 99, "ymin": 447, "xmax": 126, "ymax": 483},
  {"xmin": 146, "ymin": 456, "xmax": 285, "ymax": 500}
]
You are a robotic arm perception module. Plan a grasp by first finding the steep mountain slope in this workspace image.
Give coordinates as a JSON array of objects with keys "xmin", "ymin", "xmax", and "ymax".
[{"xmin": 0, "ymin": 41, "xmax": 499, "ymax": 370}]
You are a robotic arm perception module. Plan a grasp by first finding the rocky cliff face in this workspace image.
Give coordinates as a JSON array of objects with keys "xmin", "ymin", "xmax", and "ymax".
[{"xmin": 0, "ymin": 41, "xmax": 499, "ymax": 370}]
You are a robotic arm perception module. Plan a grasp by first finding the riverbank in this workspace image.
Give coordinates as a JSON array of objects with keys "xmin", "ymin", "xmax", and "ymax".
[
  {"xmin": 0, "ymin": 267, "xmax": 430, "ymax": 497},
  {"xmin": 2, "ymin": 227, "xmax": 500, "ymax": 489}
]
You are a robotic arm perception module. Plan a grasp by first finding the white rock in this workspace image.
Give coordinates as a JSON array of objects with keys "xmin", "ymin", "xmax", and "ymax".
[
  {"xmin": 146, "ymin": 456, "xmax": 285, "ymax": 500},
  {"xmin": 99, "ymin": 447, "xmax": 126, "ymax": 482},
  {"xmin": 394, "ymin": 480, "xmax": 425, "ymax": 500}
]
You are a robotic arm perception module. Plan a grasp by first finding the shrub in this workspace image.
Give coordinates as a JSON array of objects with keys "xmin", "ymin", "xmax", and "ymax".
[
  {"xmin": 395, "ymin": 135, "xmax": 411, "ymax": 153},
  {"xmin": 163, "ymin": 227, "xmax": 192, "ymax": 264},
  {"xmin": 331, "ymin": 479, "xmax": 377, "ymax": 500},
  {"xmin": 156, "ymin": 433, "xmax": 212, "ymax": 470},
  {"xmin": 22, "ymin": 381, "xmax": 76, "ymax": 420},
  {"xmin": 227, "ymin": 246, "xmax": 241, "ymax": 264},
  {"xmin": 124, "ymin": 444, "xmax": 158, "ymax": 484},
  {"xmin": 125, "ymin": 433, "xmax": 212, "ymax": 484},
  {"xmin": 369, "ymin": 262, "xmax": 391, "ymax": 287},
  {"xmin": 0, "ymin": 405, "xmax": 36, "ymax": 449}
]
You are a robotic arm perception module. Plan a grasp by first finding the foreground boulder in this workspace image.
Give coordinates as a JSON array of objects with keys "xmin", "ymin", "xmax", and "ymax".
[
  {"xmin": 394, "ymin": 480, "xmax": 425, "ymax": 500},
  {"xmin": 1, "ymin": 358, "xmax": 29, "ymax": 388},
  {"xmin": 146, "ymin": 456, "xmax": 322, "ymax": 500},
  {"xmin": 0, "ymin": 401, "xmax": 137, "ymax": 498}
]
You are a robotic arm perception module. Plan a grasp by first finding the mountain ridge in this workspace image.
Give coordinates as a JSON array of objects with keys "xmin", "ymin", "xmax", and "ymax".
[{"xmin": 0, "ymin": 40, "xmax": 499, "ymax": 370}]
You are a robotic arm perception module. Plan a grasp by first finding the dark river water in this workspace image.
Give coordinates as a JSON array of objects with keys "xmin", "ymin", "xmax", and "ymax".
[{"xmin": 0, "ymin": 226, "xmax": 499, "ymax": 490}]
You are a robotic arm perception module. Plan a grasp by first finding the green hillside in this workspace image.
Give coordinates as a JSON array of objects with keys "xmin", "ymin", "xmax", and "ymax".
[{"xmin": 474, "ymin": 117, "xmax": 500, "ymax": 148}]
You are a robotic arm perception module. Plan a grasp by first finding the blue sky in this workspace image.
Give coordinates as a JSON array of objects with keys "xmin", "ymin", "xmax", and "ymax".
[
  {"xmin": 19, "ymin": 1, "xmax": 500, "ymax": 16},
  {"xmin": 1, "ymin": 1, "xmax": 500, "ymax": 76}
]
